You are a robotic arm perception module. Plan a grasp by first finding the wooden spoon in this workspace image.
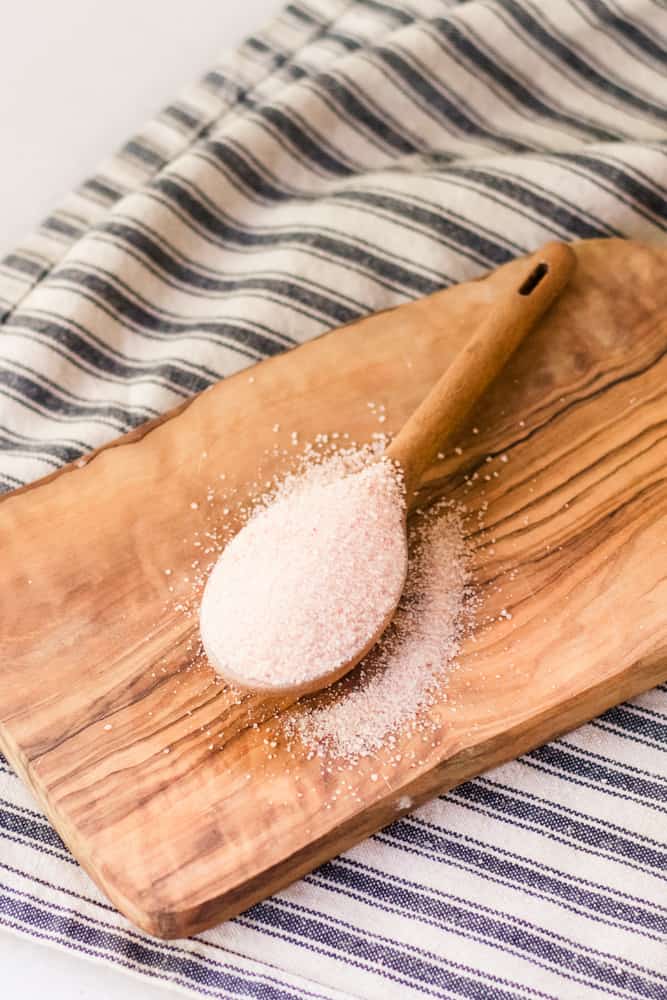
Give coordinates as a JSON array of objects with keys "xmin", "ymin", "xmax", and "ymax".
[{"xmin": 200, "ymin": 242, "xmax": 575, "ymax": 696}]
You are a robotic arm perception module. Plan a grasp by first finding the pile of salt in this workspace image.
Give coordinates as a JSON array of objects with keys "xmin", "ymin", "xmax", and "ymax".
[{"xmin": 200, "ymin": 459, "xmax": 407, "ymax": 692}]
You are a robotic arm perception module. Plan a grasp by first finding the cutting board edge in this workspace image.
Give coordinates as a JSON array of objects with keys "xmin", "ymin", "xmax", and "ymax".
[{"xmin": 98, "ymin": 645, "xmax": 667, "ymax": 939}]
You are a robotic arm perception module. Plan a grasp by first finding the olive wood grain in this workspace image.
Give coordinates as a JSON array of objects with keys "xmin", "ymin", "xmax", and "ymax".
[{"xmin": 0, "ymin": 239, "xmax": 665, "ymax": 940}]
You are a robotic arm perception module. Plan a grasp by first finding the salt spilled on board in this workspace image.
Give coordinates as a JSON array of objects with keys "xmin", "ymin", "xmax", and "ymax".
[
  {"xmin": 285, "ymin": 503, "xmax": 471, "ymax": 759},
  {"xmin": 199, "ymin": 458, "xmax": 407, "ymax": 692},
  {"xmin": 166, "ymin": 432, "xmax": 476, "ymax": 764}
]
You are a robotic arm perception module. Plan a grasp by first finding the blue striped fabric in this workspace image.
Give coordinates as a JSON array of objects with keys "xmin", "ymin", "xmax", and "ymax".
[{"xmin": 1, "ymin": 1, "xmax": 666, "ymax": 997}]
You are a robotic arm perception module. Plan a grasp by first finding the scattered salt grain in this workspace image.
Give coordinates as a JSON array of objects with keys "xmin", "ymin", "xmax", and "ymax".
[{"xmin": 190, "ymin": 502, "xmax": 199, "ymax": 510}]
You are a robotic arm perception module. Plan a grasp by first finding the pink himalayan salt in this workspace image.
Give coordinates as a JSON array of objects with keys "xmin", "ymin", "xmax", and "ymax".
[
  {"xmin": 289, "ymin": 507, "xmax": 470, "ymax": 759},
  {"xmin": 199, "ymin": 459, "xmax": 407, "ymax": 692}
]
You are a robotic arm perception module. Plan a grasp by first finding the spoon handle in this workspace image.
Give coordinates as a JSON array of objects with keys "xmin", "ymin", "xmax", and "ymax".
[{"xmin": 385, "ymin": 241, "xmax": 576, "ymax": 497}]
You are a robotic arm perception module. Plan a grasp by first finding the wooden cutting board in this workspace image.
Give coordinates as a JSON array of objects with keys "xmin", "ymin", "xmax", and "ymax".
[{"xmin": 1, "ymin": 238, "xmax": 666, "ymax": 940}]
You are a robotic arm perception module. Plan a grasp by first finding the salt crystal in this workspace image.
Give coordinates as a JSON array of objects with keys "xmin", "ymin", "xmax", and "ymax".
[
  {"xmin": 103, "ymin": 723, "xmax": 112, "ymax": 731},
  {"xmin": 190, "ymin": 502, "xmax": 199, "ymax": 510}
]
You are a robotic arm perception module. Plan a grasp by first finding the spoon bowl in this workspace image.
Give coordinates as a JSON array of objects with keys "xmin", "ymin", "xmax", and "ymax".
[{"xmin": 200, "ymin": 457, "xmax": 408, "ymax": 697}]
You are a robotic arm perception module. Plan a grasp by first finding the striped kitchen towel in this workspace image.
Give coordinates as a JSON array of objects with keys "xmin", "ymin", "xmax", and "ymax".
[{"xmin": 1, "ymin": 1, "xmax": 666, "ymax": 998}]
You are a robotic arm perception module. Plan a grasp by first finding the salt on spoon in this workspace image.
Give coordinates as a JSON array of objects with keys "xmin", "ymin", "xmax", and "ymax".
[{"xmin": 200, "ymin": 243, "xmax": 575, "ymax": 696}]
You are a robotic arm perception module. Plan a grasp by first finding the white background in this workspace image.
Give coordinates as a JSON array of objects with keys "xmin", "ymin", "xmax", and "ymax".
[
  {"xmin": 0, "ymin": 3, "xmax": 279, "ymax": 997},
  {"xmin": 0, "ymin": 0, "xmax": 279, "ymax": 258}
]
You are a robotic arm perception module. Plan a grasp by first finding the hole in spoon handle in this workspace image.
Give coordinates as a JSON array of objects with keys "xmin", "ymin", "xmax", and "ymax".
[{"xmin": 518, "ymin": 261, "xmax": 549, "ymax": 296}]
